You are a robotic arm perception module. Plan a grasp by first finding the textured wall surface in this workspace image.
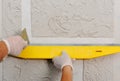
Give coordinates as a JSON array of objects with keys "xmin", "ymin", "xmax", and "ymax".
[
  {"xmin": 2, "ymin": 0, "xmax": 21, "ymax": 38},
  {"xmin": 0, "ymin": 0, "xmax": 2, "ymax": 80},
  {"xmin": 1, "ymin": 0, "xmax": 120, "ymax": 81},
  {"xmin": 2, "ymin": 1, "xmax": 83, "ymax": 81},
  {"xmin": 84, "ymin": 56, "xmax": 113, "ymax": 81},
  {"xmin": 31, "ymin": 0, "xmax": 113, "ymax": 38}
]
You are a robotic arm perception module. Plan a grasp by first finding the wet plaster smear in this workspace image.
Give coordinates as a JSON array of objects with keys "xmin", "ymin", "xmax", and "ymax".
[{"xmin": 1, "ymin": 0, "xmax": 120, "ymax": 81}]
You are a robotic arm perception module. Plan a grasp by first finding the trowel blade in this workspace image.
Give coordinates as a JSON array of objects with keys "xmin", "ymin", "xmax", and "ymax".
[{"xmin": 20, "ymin": 28, "xmax": 29, "ymax": 44}]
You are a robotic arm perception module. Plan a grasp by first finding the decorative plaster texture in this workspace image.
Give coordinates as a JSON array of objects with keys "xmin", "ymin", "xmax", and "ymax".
[
  {"xmin": 3, "ymin": 57, "xmax": 50, "ymax": 81},
  {"xmin": 0, "ymin": 0, "xmax": 3, "ymax": 80},
  {"xmin": 113, "ymin": 53, "xmax": 120, "ymax": 81},
  {"xmin": 2, "ymin": 0, "xmax": 120, "ymax": 81},
  {"xmin": 0, "ymin": 62, "xmax": 2, "ymax": 81},
  {"xmin": 3, "ymin": 57, "xmax": 83, "ymax": 81},
  {"xmin": 2, "ymin": 0, "xmax": 21, "ymax": 37},
  {"xmin": 2, "ymin": 1, "xmax": 83, "ymax": 81},
  {"xmin": 2, "ymin": 0, "xmax": 51, "ymax": 81},
  {"xmin": 0, "ymin": 0, "xmax": 2, "ymax": 39},
  {"xmin": 31, "ymin": 0, "xmax": 113, "ymax": 38},
  {"xmin": 84, "ymin": 56, "xmax": 113, "ymax": 81},
  {"xmin": 84, "ymin": 54, "xmax": 120, "ymax": 81}
]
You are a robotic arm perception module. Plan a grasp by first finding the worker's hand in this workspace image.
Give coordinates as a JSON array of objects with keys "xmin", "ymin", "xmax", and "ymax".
[
  {"xmin": 0, "ymin": 41, "xmax": 9, "ymax": 61},
  {"xmin": 3, "ymin": 36, "xmax": 28, "ymax": 56},
  {"xmin": 52, "ymin": 51, "xmax": 73, "ymax": 70}
]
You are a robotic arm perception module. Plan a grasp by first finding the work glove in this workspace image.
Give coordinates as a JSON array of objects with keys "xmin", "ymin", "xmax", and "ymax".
[
  {"xmin": 3, "ymin": 36, "xmax": 28, "ymax": 56},
  {"xmin": 52, "ymin": 51, "xmax": 73, "ymax": 70}
]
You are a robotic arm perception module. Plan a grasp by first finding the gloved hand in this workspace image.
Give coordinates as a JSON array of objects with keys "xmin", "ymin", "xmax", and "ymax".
[
  {"xmin": 52, "ymin": 51, "xmax": 73, "ymax": 70},
  {"xmin": 3, "ymin": 36, "xmax": 28, "ymax": 56}
]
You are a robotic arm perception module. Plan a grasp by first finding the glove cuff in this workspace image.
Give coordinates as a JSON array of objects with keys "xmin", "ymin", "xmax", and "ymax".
[
  {"xmin": 2, "ymin": 39, "xmax": 10, "ymax": 54},
  {"xmin": 61, "ymin": 64, "xmax": 73, "ymax": 71}
]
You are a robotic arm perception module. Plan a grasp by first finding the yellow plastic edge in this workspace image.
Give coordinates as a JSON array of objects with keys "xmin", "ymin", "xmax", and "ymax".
[{"xmin": 18, "ymin": 46, "xmax": 120, "ymax": 59}]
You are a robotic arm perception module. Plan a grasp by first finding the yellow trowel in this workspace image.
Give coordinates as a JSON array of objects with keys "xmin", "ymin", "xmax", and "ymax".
[{"xmin": 18, "ymin": 28, "xmax": 120, "ymax": 59}]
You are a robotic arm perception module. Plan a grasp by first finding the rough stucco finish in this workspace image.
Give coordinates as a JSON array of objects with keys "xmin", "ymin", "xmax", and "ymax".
[
  {"xmin": 0, "ymin": 0, "xmax": 2, "ymax": 80},
  {"xmin": 31, "ymin": 0, "xmax": 113, "ymax": 38},
  {"xmin": 113, "ymin": 53, "xmax": 120, "ymax": 81},
  {"xmin": 2, "ymin": 0, "xmax": 50, "ymax": 81},
  {"xmin": 3, "ymin": 57, "xmax": 83, "ymax": 81},
  {"xmin": 2, "ymin": 0, "xmax": 21, "ymax": 38},
  {"xmin": 2, "ymin": 1, "xmax": 83, "ymax": 81},
  {"xmin": 83, "ymin": 54, "xmax": 120, "ymax": 81},
  {"xmin": 0, "ymin": 0, "xmax": 2, "ymax": 39},
  {"xmin": 2, "ymin": 0, "xmax": 120, "ymax": 81},
  {"xmin": 3, "ymin": 57, "xmax": 50, "ymax": 81},
  {"xmin": 84, "ymin": 56, "xmax": 113, "ymax": 81}
]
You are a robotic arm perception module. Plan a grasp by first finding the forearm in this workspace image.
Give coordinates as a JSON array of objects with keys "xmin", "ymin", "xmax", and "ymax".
[
  {"xmin": 61, "ymin": 66, "xmax": 73, "ymax": 81},
  {"xmin": 0, "ymin": 41, "xmax": 8, "ymax": 61}
]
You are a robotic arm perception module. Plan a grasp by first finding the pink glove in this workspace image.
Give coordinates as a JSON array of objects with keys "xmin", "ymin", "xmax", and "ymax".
[
  {"xmin": 3, "ymin": 36, "xmax": 27, "ymax": 56},
  {"xmin": 52, "ymin": 51, "xmax": 73, "ymax": 70}
]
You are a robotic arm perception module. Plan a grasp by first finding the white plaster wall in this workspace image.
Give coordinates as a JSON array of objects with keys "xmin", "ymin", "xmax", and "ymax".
[
  {"xmin": 2, "ymin": 0, "xmax": 120, "ymax": 81},
  {"xmin": 0, "ymin": 0, "xmax": 2, "ymax": 80},
  {"xmin": 2, "ymin": 0, "xmax": 21, "ymax": 38},
  {"xmin": 84, "ymin": 56, "xmax": 113, "ymax": 81},
  {"xmin": 31, "ymin": 0, "xmax": 113, "ymax": 38},
  {"xmin": 84, "ymin": 53, "xmax": 120, "ymax": 81},
  {"xmin": 0, "ymin": 0, "xmax": 2, "ymax": 38},
  {"xmin": 2, "ymin": 1, "xmax": 83, "ymax": 81}
]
